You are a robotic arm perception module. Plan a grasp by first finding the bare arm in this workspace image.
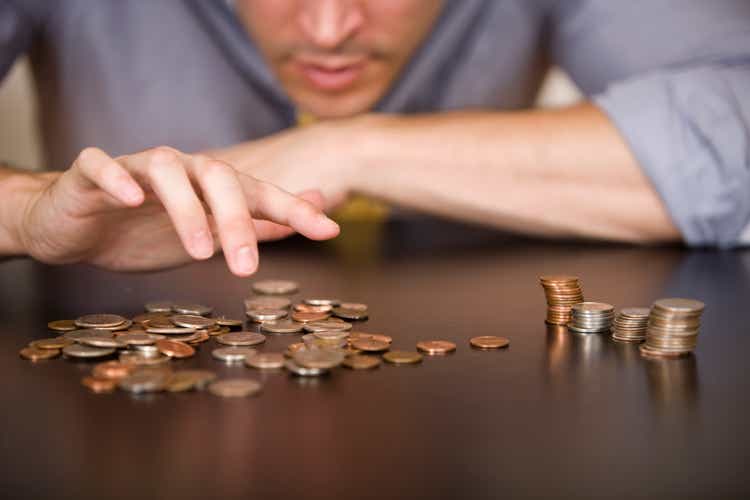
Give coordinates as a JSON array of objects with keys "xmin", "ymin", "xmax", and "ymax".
[
  {"xmin": 349, "ymin": 104, "xmax": 680, "ymax": 243},
  {"xmin": 0, "ymin": 164, "xmax": 53, "ymax": 255}
]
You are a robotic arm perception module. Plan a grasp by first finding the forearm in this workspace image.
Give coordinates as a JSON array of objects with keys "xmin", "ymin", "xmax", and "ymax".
[
  {"xmin": 0, "ymin": 164, "xmax": 54, "ymax": 256},
  {"xmin": 350, "ymin": 103, "xmax": 681, "ymax": 243}
]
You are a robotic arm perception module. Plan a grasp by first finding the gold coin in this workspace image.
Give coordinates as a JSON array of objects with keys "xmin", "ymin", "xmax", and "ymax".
[
  {"xmin": 342, "ymin": 355, "xmax": 381, "ymax": 370},
  {"xmin": 20, "ymin": 347, "xmax": 60, "ymax": 361},
  {"xmin": 351, "ymin": 338, "xmax": 390, "ymax": 353},
  {"xmin": 416, "ymin": 340, "xmax": 457, "ymax": 355},
  {"xmin": 469, "ymin": 336, "xmax": 510, "ymax": 349},
  {"xmin": 47, "ymin": 319, "xmax": 77, "ymax": 332},
  {"xmin": 383, "ymin": 350, "xmax": 422, "ymax": 365}
]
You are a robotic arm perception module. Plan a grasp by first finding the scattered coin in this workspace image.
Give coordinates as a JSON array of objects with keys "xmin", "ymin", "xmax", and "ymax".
[
  {"xmin": 469, "ymin": 336, "xmax": 510, "ymax": 349},
  {"xmin": 74, "ymin": 313, "xmax": 128, "ymax": 329},
  {"xmin": 132, "ymin": 344, "xmax": 160, "ymax": 357},
  {"xmin": 132, "ymin": 312, "xmax": 170, "ymax": 325},
  {"xmin": 144, "ymin": 301, "xmax": 174, "ymax": 313},
  {"xmin": 77, "ymin": 330, "xmax": 125, "ymax": 348},
  {"xmin": 212, "ymin": 347, "xmax": 258, "ymax": 362},
  {"xmin": 246, "ymin": 309, "xmax": 288, "ymax": 322},
  {"xmin": 187, "ymin": 331, "xmax": 211, "ymax": 345},
  {"xmin": 252, "ymin": 279, "xmax": 299, "ymax": 295},
  {"xmin": 383, "ymin": 351, "xmax": 423, "ymax": 365},
  {"xmin": 304, "ymin": 298, "xmax": 341, "ymax": 306},
  {"xmin": 291, "ymin": 311, "xmax": 330, "ymax": 323},
  {"xmin": 118, "ymin": 367, "xmax": 172, "ymax": 393},
  {"xmin": 284, "ymin": 359, "xmax": 329, "ymax": 377},
  {"xmin": 245, "ymin": 353, "xmax": 285, "ymax": 370},
  {"xmin": 171, "ymin": 303, "xmax": 213, "ymax": 316},
  {"xmin": 342, "ymin": 355, "xmax": 381, "ymax": 370},
  {"xmin": 81, "ymin": 376, "xmax": 116, "ymax": 393},
  {"xmin": 208, "ymin": 378, "xmax": 262, "ymax": 397},
  {"xmin": 333, "ymin": 306, "xmax": 369, "ymax": 321},
  {"xmin": 207, "ymin": 326, "xmax": 230, "ymax": 337},
  {"xmin": 293, "ymin": 303, "xmax": 333, "ymax": 314},
  {"xmin": 304, "ymin": 319, "xmax": 352, "ymax": 332},
  {"xmin": 351, "ymin": 338, "xmax": 390, "ymax": 353},
  {"xmin": 47, "ymin": 319, "xmax": 78, "ymax": 332},
  {"xmin": 146, "ymin": 324, "xmax": 197, "ymax": 335},
  {"xmin": 116, "ymin": 332, "xmax": 159, "ymax": 346},
  {"xmin": 171, "ymin": 314, "xmax": 216, "ymax": 329},
  {"xmin": 156, "ymin": 339, "xmax": 195, "ymax": 359},
  {"xmin": 284, "ymin": 343, "xmax": 306, "ymax": 357},
  {"xmin": 30, "ymin": 337, "xmax": 73, "ymax": 350},
  {"xmin": 166, "ymin": 370, "xmax": 217, "ymax": 392},
  {"xmin": 349, "ymin": 332, "xmax": 393, "ymax": 344},
  {"xmin": 293, "ymin": 349, "xmax": 345, "ymax": 369},
  {"xmin": 302, "ymin": 334, "xmax": 347, "ymax": 350},
  {"xmin": 416, "ymin": 340, "xmax": 457, "ymax": 355},
  {"xmin": 245, "ymin": 296, "xmax": 292, "ymax": 311},
  {"xmin": 260, "ymin": 319, "xmax": 304, "ymax": 334},
  {"xmin": 216, "ymin": 332, "xmax": 266, "ymax": 347},
  {"xmin": 313, "ymin": 330, "xmax": 350, "ymax": 342},
  {"xmin": 62, "ymin": 344, "xmax": 116, "ymax": 359},
  {"xmin": 119, "ymin": 351, "xmax": 171, "ymax": 366},
  {"xmin": 20, "ymin": 346, "xmax": 60, "ymax": 361},
  {"xmin": 215, "ymin": 316, "xmax": 244, "ymax": 327},
  {"xmin": 92, "ymin": 361, "xmax": 134, "ymax": 380}
]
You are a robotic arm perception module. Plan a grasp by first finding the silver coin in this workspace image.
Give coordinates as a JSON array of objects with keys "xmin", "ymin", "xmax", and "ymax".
[
  {"xmin": 165, "ymin": 331, "xmax": 203, "ymax": 342},
  {"xmin": 245, "ymin": 353, "xmax": 285, "ymax": 370},
  {"xmin": 619, "ymin": 307, "xmax": 651, "ymax": 317},
  {"xmin": 246, "ymin": 309, "xmax": 288, "ymax": 322},
  {"xmin": 215, "ymin": 316, "xmax": 244, "ymax": 327},
  {"xmin": 119, "ymin": 351, "xmax": 171, "ymax": 366},
  {"xmin": 216, "ymin": 332, "xmax": 266, "ymax": 346},
  {"xmin": 146, "ymin": 325, "xmax": 197, "ymax": 335},
  {"xmin": 74, "ymin": 313, "xmax": 127, "ymax": 328},
  {"xmin": 166, "ymin": 370, "xmax": 217, "ymax": 392},
  {"xmin": 212, "ymin": 347, "xmax": 258, "ymax": 362},
  {"xmin": 303, "ymin": 298, "xmax": 341, "ymax": 307},
  {"xmin": 94, "ymin": 319, "xmax": 133, "ymax": 331},
  {"xmin": 144, "ymin": 301, "xmax": 174, "ymax": 313},
  {"xmin": 62, "ymin": 344, "xmax": 116, "ymax": 359},
  {"xmin": 284, "ymin": 359, "xmax": 329, "ymax": 376},
  {"xmin": 171, "ymin": 314, "xmax": 216, "ymax": 329},
  {"xmin": 132, "ymin": 344, "xmax": 160, "ymax": 356},
  {"xmin": 312, "ymin": 330, "xmax": 350, "ymax": 341},
  {"xmin": 302, "ymin": 334, "xmax": 347, "ymax": 350},
  {"xmin": 303, "ymin": 320, "xmax": 353, "ymax": 333},
  {"xmin": 252, "ymin": 279, "xmax": 299, "ymax": 295},
  {"xmin": 208, "ymin": 378, "xmax": 263, "ymax": 397},
  {"xmin": 117, "ymin": 333, "xmax": 160, "ymax": 345},
  {"xmin": 652, "ymin": 298, "xmax": 705, "ymax": 314},
  {"xmin": 118, "ymin": 368, "xmax": 172, "ymax": 393},
  {"xmin": 63, "ymin": 329, "xmax": 98, "ymax": 341},
  {"xmin": 260, "ymin": 319, "xmax": 304, "ymax": 334},
  {"xmin": 171, "ymin": 303, "xmax": 213, "ymax": 316},
  {"xmin": 245, "ymin": 296, "xmax": 291, "ymax": 311},
  {"xmin": 293, "ymin": 348, "xmax": 345, "ymax": 369}
]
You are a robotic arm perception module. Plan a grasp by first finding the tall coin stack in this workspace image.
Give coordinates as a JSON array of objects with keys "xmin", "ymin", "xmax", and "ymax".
[
  {"xmin": 611, "ymin": 307, "xmax": 650, "ymax": 342},
  {"xmin": 640, "ymin": 298, "xmax": 705, "ymax": 358},
  {"xmin": 540, "ymin": 275, "xmax": 584, "ymax": 325},
  {"xmin": 568, "ymin": 302, "xmax": 615, "ymax": 333}
]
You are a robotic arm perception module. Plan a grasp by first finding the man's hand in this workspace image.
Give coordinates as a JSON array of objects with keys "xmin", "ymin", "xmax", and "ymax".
[
  {"xmin": 13, "ymin": 146, "xmax": 339, "ymax": 275},
  {"xmin": 212, "ymin": 121, "xmax": 360, "ymax": 211}
]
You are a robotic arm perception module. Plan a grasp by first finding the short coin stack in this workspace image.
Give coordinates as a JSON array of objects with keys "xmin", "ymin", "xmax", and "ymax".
[
  {"xmin": 640, "ymin": 298, "xmax": 705, "ymax": 358},
  {"xmin": 568, "ymin": 302, "xmax": 615, "ymax": 333},
  {"xmin": 539, "ymin": 275, "xmax": 584, "ymax": 325},
  {"xmin": 611, "ymin": 307, "xmax": 650, "ymax": 342}
]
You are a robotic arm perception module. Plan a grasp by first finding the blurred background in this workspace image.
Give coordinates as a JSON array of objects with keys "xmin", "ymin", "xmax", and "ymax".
[{"xmin": 0, "ymin": 57, "xmax": 582, "ymax": 170}]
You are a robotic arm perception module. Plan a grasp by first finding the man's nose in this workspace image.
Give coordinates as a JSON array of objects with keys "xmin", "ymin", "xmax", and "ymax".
[{"xmin": 298, "ymin": 0, "xmax": 365, "ymax": 50}]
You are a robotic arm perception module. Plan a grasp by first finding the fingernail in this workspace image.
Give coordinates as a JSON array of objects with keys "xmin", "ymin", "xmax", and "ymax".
[
  {"xmin": 320, "ymin": 215, "xmax": 340, "ymax": 232},
  {"xmin": 235, "ymin": 246, "xmax": 256, "ymax": 273},
  {"xmin": 192, "ymin": 230, "xmax": 214, "ymax": 259},
  {"xmin": 123, "ymin": 184, "xmax": 142, "ymax": 204}
]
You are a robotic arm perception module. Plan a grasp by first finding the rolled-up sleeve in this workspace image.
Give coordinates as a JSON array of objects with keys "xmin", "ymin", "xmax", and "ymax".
[{"xmin": 551, "ymin": 0, "xmax": 750, "ymax": 247}]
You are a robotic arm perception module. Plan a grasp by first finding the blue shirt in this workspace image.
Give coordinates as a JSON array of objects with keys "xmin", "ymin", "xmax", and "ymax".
[{"xmin": 1, "ymin": 0, "xmax": 749, "ymax": 246}]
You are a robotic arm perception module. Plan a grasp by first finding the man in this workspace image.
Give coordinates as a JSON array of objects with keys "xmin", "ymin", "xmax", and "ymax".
[{"xmin": 0, "ymin": 0, "xmax": 748, "ymax": 277}]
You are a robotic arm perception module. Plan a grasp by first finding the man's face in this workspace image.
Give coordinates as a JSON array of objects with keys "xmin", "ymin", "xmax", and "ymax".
[{"xmin": 236, "ymin": 0, "xmax": 444, "ymax": 119}]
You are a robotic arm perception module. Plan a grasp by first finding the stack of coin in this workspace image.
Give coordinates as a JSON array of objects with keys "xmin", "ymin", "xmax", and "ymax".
[
  {"xmin": 611, "ymin": 307, "xmax": 650, "ymax": 342},
  {"xmin": 539, "ymin": 275, "xmax": 584, "ymax": 325},
  {"xmin": 568, "ymin": 302, "xmax": 614, "ymax": 333},
  {"xmin": 640, "ymin": 298, "xmax": 705, "ymax": 358}
]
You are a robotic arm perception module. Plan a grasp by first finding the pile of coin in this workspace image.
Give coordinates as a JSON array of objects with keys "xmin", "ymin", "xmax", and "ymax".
[
  {"xmin": 568, "ymin": 302, "xmax": 615, "ymax": 333},
  {"xmin": 640, "ymin": 298, "xmax": 705, "ymax": 358},
  {"xmin": 21, "ymin": 279, "xmax": 508, "ymax": 398},
  {"xmin": 611, "ymin": 307, "xmax": 650, "ymax": 342},
  {"xmin": 539, "ymin": 275, "xmax": 584, "ymax": 325}
]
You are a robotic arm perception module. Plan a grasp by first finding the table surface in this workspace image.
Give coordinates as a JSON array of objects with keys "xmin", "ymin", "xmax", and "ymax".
[{"xmin": 1, "ymin": 222, "xmax": 748, "ymax": 500}]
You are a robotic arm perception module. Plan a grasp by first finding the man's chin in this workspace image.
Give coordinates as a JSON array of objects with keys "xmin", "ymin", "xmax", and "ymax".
[{"xmin": 291, "ymin": 92, "xmax": 379, "ymax": 121}]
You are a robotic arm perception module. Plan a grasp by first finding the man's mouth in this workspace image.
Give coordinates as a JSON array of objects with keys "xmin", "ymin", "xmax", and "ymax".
[{"xmin": 293, "ymin": 57, "xmax": 368, "ymax": 92}]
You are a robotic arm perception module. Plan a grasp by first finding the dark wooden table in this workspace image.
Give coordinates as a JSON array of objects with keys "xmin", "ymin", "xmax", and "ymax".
[{"xmin": 1, "ymin": 221, "xmax": 748, "ymax": 499}]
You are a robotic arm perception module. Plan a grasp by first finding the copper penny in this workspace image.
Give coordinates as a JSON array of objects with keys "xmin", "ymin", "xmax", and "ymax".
[
  {"xmin": 187, "ymin": 330, "xmax": 210, "ymax": 344},
  {"xmin": 351, "ymin": 338, "xmax": 390, "ymax": 353},
  {"xmin": 156, "ymin": 339, "xmax": 196, "ymax": 358},
  {"xmin": 416, "ymin": 340, "xmax": 457, "ymax": 355},
  {"xmin": 81, "ymin": 376, "xmax": 116, "ymax": 394},
  {"xmin": 20, "ymin": 347, "xmax": 60, "ymax": 361},
  {"xmin": 291, "ymin": 311, "xmax": 330, "ymax": 323},
  {"xmin": 342, "ymin": 355, "xmax": 381, "ymax": 370},
  {"xmin": 30, "ymin": 337, "xmax": 73, "ymax": 350},
  {"xmin": 92, "ymin": 361, "xmax": 134, "ymax": 380},
  {"xmin": 47, "ymin": 319, "xmax": 78, "ymax": 332},
  {"xmin": 383, "ymin": 350, "xmax": 423, "ymax": 365},
  {"xmin": 469, "ymin": 336, "xmax": 510, "ymax": 349},
  {"xmin": 284, "ymin": 342, "xmax": 306, "ymax": 357},
  {"xmin": 350, "ymin": 332, "xmax": 393, "ymax": 344}
]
